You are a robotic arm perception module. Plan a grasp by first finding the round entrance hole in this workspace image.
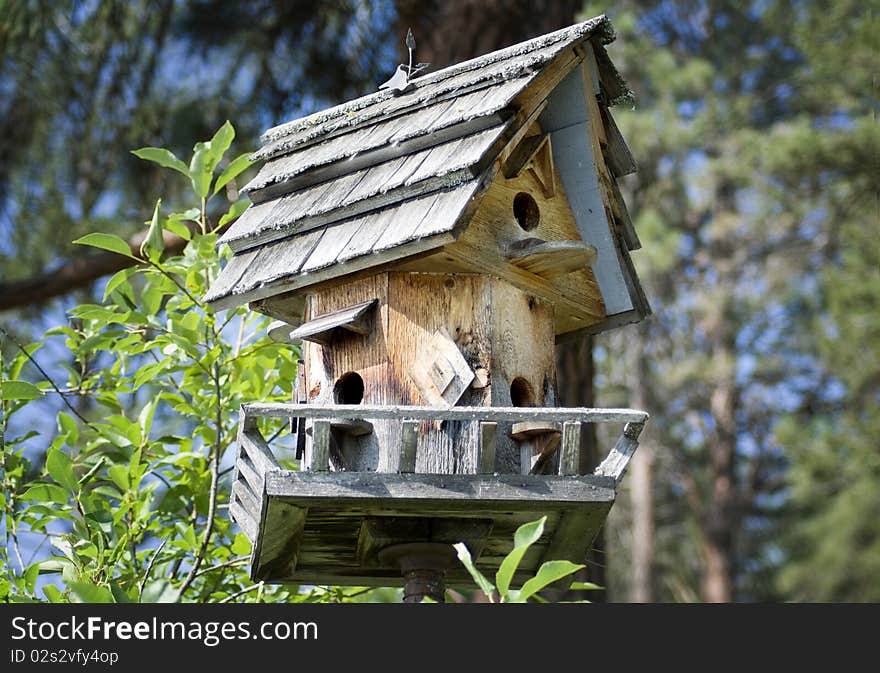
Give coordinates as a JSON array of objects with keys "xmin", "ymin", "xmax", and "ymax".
[
  {"xmin": 510, "ymin": 377, "xmax": 536, "ymax": 407},
  {"xmin": 334, "ymin": 372, "xmax": 364, "ymax": 405},
  {"xmin": 513, "ymin": 192, "xmax": 540, "ymax": 231}
]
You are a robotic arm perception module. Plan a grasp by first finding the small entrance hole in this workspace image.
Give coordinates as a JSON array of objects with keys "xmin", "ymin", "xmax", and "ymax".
[
  {"xmin": 334, "ymin": 372, "xmax": 364, "ymax": 404},
  {"xmin": 513, "ymin": 192, "xmax": 540, "ymax": 231},
  {"xmin": 510, "ymin": 377, "xmax": 536, "ymax": 407}
]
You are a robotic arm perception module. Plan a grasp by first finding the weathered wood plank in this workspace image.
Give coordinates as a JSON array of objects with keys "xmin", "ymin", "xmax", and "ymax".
[
  {"xmin": 510, "ymin": 421, "xmax": 561, "ymax": 440},
  {"xmin": 232, "ymin": 478, "xmax": 261, "ymax": 519},
  {"xmin": 506, "ymin": 239, "xmax": 597, "ymax": 277},
  {"xmin": 229, "ymin": 500, "xmax": 258, "ymax": 542},
  {"xmin": 289, "ymin": 298, "xmax": 377, "ymax": 345},
  {"xmin": 310, "ymin": 419, "xmax": 331, "ymax": 472},
  {"xmin": 245, "ymin": 98, "xmax": 509, "ymax": 203},
  {"xmin": 252, "ymin": 499, "xmax": 307, "ymax": 582},
  {"xmin": 330, "ymin": 418, "xmax": 374, "ymax": 437},
  {"xmin": 256, "ymin": 18, "xmax": 611, "ymax": 156},
  {"xmin": 447, "ymin": 168, "xmax": 606, "ymax": 332},
  {"xmin": 558, "ymin": 421, "xmax": 581, "ymax": 476},
  {"xmin": 245, "ymin": 402, "xmax": 649, "ymax": 425},
  {"xmin": 398, "ymin": 420, "xmax": 418, "ymax": 473},
  {"xmin": 539, "ymin": 502, "xmax": 611, "ymax": 571},
  {"xmin": 235, "ymin": 455, "xmax": 264, "ymax": 497},
  {"xmin": 408, "ymin": 329, "xmax": 475, "ymax": 407},
  {"xmin": 239, "ymin": 429, "xmax": 281, "ymax": 475},
  {"xmin": 594, "ymin": 421, "xmax": 644, "ymax": 484},
  {"xmin": 478, "ymin": 422, "xmax": 497, "ymax": 474},
  {"xmin": 601, "ymin": 106, "xmax": 637, "ymax": 177},
  {"xmin": 265, "ymin": 471, "xmax": 616, "ymax": 503},
  {"xmin": 502, "ymin": 133, "xmax": 548, "ymax": 179},
  {"xmin": 387, "ymin": 273, "xmax": 492, "ymax": 474}
]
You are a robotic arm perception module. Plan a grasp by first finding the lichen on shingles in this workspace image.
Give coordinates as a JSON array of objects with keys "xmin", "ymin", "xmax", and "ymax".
[{"xmin": 257, "ymin": 15, "xmax": 615, "ymax": 150}]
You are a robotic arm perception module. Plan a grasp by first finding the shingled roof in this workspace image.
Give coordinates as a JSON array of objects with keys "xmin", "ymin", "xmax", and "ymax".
[{"xmin": 205, "ymin": 15, "xmax": 644, "ymax": 331}]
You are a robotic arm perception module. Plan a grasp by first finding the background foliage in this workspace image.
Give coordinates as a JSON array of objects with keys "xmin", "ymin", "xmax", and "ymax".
[{"xmin": 1, "ymin": 0, "xmax": 876, "ymax": 602}]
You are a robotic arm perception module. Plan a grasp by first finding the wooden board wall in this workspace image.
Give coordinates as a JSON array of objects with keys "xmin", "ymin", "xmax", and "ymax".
[
  {"xmin": 304, "ymin": 270, "xmax": 560, "ymax": 475},
  {"xmin": 437, "ymin": 159, "xmax": 606, "ymax": 336}
]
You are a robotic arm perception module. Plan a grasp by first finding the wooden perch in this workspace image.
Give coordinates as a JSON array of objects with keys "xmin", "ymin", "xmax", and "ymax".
[
  {"xmin": 290, "ymin": 298, "xmax": 377, "ymax": 346},
  {"xmin": 506, "ymin": 238, "xmax": 597, "ymax": 278}
]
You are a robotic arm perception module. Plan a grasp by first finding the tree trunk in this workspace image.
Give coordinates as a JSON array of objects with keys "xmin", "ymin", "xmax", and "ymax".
[
  {"xmin": 395, "ymin": 0, "xmax": 582, "ymax": 69},
  {"xmin": 628, "ymin": 329, "xmax": 654, "ymax": 602},
  {"xmin": 703, "ymin": 372, "xmax": 736, "ymax": 602}
]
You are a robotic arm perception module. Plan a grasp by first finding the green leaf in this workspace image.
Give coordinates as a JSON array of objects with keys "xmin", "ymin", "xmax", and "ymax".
[
  {"xmin": 140, "ymin": 199, "xmax": 165, "ymax": 262},
  {"xmin": 213, "ymin": 152, "xmax": 253, "ymax": 195},
  {"xmin": 231, "ymin": 532, "xmax": 252, "ymax": 555},
  {"xmin": 19, "ymin": 483, "xmax": 69, "ymax": 504},
  {"xmin": 141, "ymin": 579, "xmax": 178, "ymax": 603},
  {"xmin": 515, "ymin": 560, "xmax": 585, "ymax": 603},
  {"xmin": 131, "ymin": 147, "xmax": 190, "ymax": 177},
  {"xmin": 189, "ymin": 142, "xmax": 212, "ymax": 198},
  {"xmin": 569, "ymin": 581, "xmax": 603, "ymax": 591},
  {"xmin": 43, "ymin": 585, "xmax": 64, "ymax": 603},
  {"xmin": 206, "ymin": 120, "xmax": 235, "ymax": 173},
  {"xmin": 108, "ymin": 464, "xmax": 130, "ymax": 491},
  {"xmin": 163, "ymin": 218, "xmax": 192, "ymax": 241},
  {"xmin": 1, "ymin": 379, "xmax": 43, "ymax": 401},
  {"xmin": 58, "ymin": 412, "xmax": 79, "ymax": 445},
  {"xmin": 102, "ymin": 267, "xmax": 137, "ymax": 302},
  {"xmin": 46, "ymin": 448, "xmax": 78, "ymax": 493},
  {"xmin": 69, "ymin": 581, "xmax": 115, "ymax": 604},
  {"xmin": 73, "ymin": 233, "xmax": 136, "ymax": 259},
  {"xmin": 453, "ymin": 542, "xmax": 495, "ymax": 599},
  {"xmin": 496, "ymin": 516, "xmax": 546, "ymax": 596},
  {"xmin": 219, "ymin": 197, "xmax": 251, "ymax": 227},
  {"xmin": 138, "ymin": 397, "xmax": 158, "ymax": 439}
]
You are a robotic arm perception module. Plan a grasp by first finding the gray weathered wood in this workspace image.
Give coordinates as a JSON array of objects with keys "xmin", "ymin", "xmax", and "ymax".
[
  {"xmin": 330, "ymin": 418, "xmax": 374, "ymax": 437},
  {"xmin": 510, "ymin": 421, "xmax": 562, "ymax": 439},
  {"xmin": 251, "ymin": 499, "xmax": 307, "ymax": 582},
  {"xmin": 239, "ymin": 429, "xmax": 281, "ymax": 475},
  {"xmin": 235, "ymin": 455, "xmax": 265, "ymax": 497},
  {"xmin": 255, "ymin": 17, "xmax": 612, "ymax": 156},
  {"xmin": 602, "ymin": 106, "xmax": 637, "ymax": 177},
  {"xmin": 310, "ymin": 420, "xmax": 331, "ymax": 472},
  {"xmin": 229, "ymin": 500, "xmax": 259, "ymax": 542},
  {"xmin": 594, "ymin": 421, "xmax": 644, "ymax": 484},
  {"xmin": 398, "ymin": 420, "xmax": 419, "ymax": 473},
  {"xmin": 408, "ymin": 329, "xmax": 475, "ymax": 407},
  {"xmin": 558, "ymin": 421, "xmax": 581, "ymax": 476},
  {"xmin": 232, "ymin": 478, "xmax": 262, "ymax": 518},
  {"xmin": 267, "ymin": 319, "xmax": 301, "ymax": 343},
  {"xmin": 478, "ymin": 422, "xmax": 497, "ymax": 474},
  {"xmin": 506, "ymin": 239, "xmax": 598, "ymax": 278},
  {"xmin": 265, "ymin": 470, "xmax": 616, "ymax": 503},
  {"xmin": 289, "ymin": 298, "xmax": 377, "ymax": 345},
  {"xmin": 502, "ymin": 133, "xmax": 548, "ymax": 179},
  {"xmin": 244, "ymin": 402, "xmax": 649, "ymax": 425}
]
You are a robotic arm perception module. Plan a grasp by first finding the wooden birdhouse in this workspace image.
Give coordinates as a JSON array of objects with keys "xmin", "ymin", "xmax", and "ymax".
[{"xmin": 205, "ymin": 16, "xmax": 650, "ymax": 601}]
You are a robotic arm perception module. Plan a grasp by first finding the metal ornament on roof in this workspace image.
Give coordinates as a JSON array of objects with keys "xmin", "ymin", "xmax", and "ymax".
[{"xmin": 379, "ymin": 28, "xmax": 430, "ymax": 93}]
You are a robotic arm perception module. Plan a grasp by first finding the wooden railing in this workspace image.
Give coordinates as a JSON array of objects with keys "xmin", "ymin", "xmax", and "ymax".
[{"xmin": 229, "ymin": 402, "xmax": 648, "ymax": 542}]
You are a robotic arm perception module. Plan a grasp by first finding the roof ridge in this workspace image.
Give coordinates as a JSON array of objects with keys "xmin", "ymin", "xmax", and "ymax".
[{"xmin": 258, "ymin": 15, "xmax": 613, "ymax": 146}]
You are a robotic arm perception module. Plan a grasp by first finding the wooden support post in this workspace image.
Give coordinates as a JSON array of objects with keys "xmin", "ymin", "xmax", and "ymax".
[
  {"xmin": 399, "ymin": 420, "xmax": 418, "ymax": 473},
  {"xmin": 478, "ymin": 422, "xmax": 497, "ymax": 474},
  {"xmin": 558, "ymin": 421, "xmax": 581, "ymax": 476},
  {"xmin": 378, "ymin": 542, "xmax": 457, "ymax": 603},
  {"xmin": 311, "ymin": 420, "xmax": 331, "ymax": 472}
]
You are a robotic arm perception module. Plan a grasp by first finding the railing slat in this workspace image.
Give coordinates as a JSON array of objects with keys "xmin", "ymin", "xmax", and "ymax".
[
  {"xmin": 478, "ymin": 422, "xmax": 497, "ymax": 474},
  {"xmin": 558, "ymin": 421, "xmax": 581, "ymax": 476},
  {"xmin": 399, "ymin": 420, "xmax": 418, "ymax": 473},
  {"xmin": 311, "ymin": 420, "xmax": 331, "ymax": 472},
  {"xmin": 243, "ymin": 403, "xmax": 647, "ymax": 425}
]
